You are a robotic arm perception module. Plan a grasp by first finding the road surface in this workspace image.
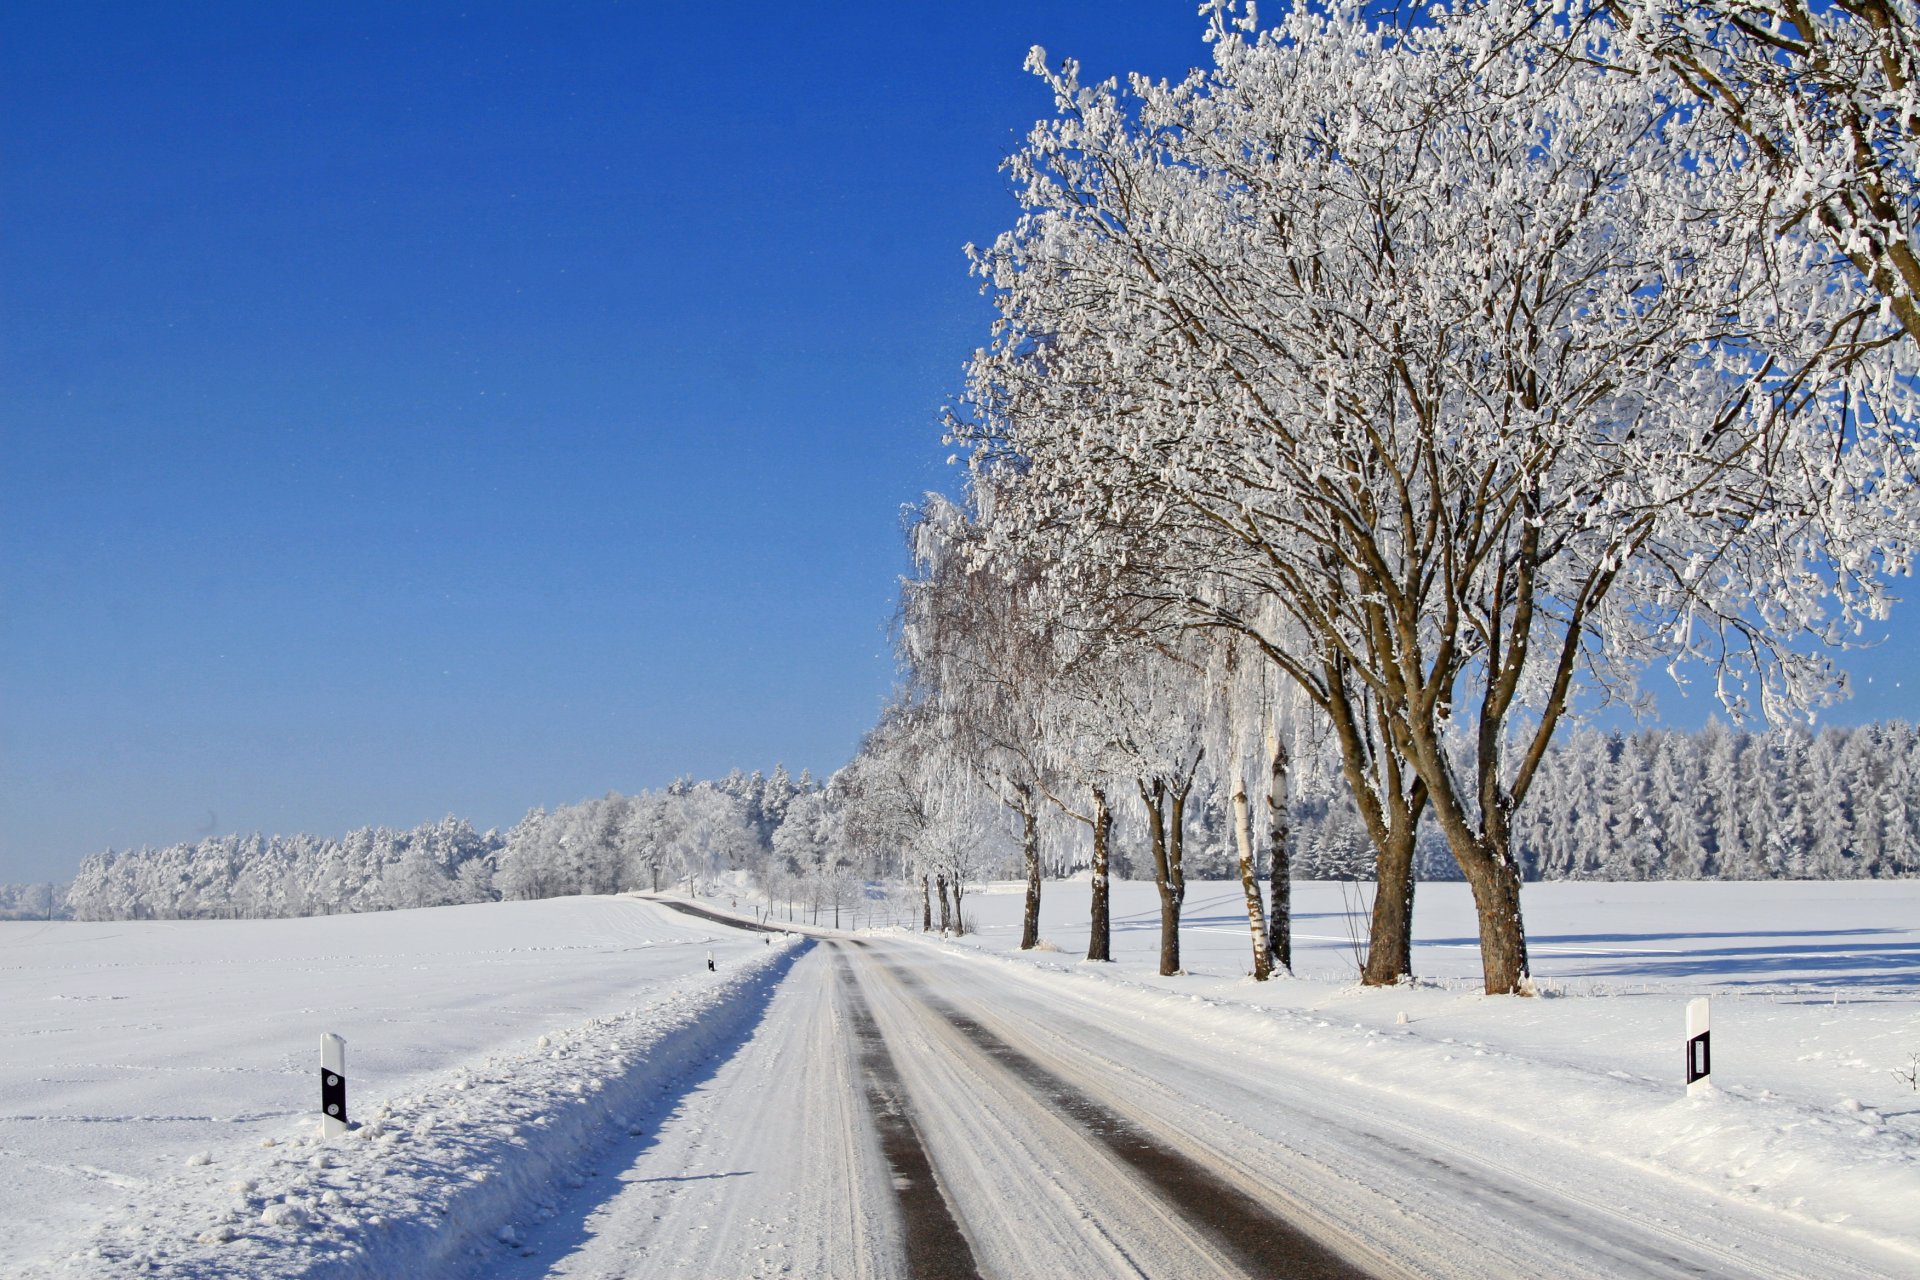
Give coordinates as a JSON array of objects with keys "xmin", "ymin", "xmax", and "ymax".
[{"xmin": 478, "ymin": 926, "xmax": 1905, "ymax": 1279}]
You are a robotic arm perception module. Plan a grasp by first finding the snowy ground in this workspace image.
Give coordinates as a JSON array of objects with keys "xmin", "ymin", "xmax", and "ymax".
[
  {"xmin": 0, "ymin": 896, "xmax": 787, "ymax": 1276},
  {"xmin": 0, "ymin": 881, "xmax": 1915, "ymax": 1277}
]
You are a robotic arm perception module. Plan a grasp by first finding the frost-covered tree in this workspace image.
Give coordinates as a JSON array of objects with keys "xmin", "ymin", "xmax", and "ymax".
[
  {"xmin": 834, "ymin": 702, "xmax": 942, "ymax": 922},
  {"xmin": 1119, "ymin": 643, "xmax": 1210, "ymax": 977},
  {"xmin": 955, "ymin": 1, "xmax": 1916, "ymax": 992},
  {"xmin": 900, "ymin": 493, "xmax": 1059, "ymax": 949},
  {"xmin": 770, "ymin": 790, "xmax": 832, "ymax": 877}
]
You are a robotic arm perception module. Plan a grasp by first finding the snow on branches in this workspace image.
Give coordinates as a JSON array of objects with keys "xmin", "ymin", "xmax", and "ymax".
[
  {"xmin": 947, "ymin": 0, "xmax": 1917, "ymax": 992},
  {"xmin": 1575, "ymin": 0, "xmax": 1920, "ymax": 341}
]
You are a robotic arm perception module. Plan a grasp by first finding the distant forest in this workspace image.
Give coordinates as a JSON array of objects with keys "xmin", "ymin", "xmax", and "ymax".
[{"xmin": 10, "ymin": 721, "xmax": 1916, "ymax": 923}]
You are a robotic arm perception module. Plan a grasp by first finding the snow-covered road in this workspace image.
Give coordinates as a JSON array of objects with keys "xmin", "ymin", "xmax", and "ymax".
[
  {"xmin": 478, "ymin": 941, "xmax": 893, "ymax": 1280},
  {"xmin": 474, "ymin": 937, "xmax": 1373, "ymax": 1279},
  {"xmin": 473, "ymin": 924, "xmax": 1910, "ymax": 1280}
]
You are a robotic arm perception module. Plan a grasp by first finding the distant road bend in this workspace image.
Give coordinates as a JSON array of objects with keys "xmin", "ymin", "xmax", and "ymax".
[{"xmin": 489, "ymin": 900, "xmax": 1896, "ymax": 1280}]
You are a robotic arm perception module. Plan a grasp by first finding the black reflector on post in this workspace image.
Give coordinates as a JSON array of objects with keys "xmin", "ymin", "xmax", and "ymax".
[
  {"xmin": 1685, "ymin": 997, "xmax": 1710, "ymax": 1097},
  {"xmin": 320, "ymin": 1032, "xmax": 348, "ymax": 1137},
  {"xmin": 1686, "ymin": 1031, "xmax": 1710, "ymax": 1084}
]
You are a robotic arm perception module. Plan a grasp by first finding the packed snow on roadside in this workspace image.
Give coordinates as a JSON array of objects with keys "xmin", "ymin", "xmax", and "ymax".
[
  {"xmin": 0, "ymin": 895, "xmax": 801, "ymax": 1278},
  {"xmin": 941, "ymin": 878, "xmax": 1920, "ymax": 1263}
]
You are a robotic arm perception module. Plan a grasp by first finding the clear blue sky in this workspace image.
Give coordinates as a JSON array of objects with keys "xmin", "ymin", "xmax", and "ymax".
[
  {"xmin": 0, "ymin": 1, "xmax": 1221, "ymax": 881},
  {"xmin": 3, "ymin": 2, "xmax": 1914, "ymax": 883}
]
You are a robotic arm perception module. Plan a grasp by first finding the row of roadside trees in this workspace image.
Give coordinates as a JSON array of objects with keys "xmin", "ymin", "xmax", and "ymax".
[{"xmin": 840, "ymin": 0, "xmax": 1918, "ymax": 993}]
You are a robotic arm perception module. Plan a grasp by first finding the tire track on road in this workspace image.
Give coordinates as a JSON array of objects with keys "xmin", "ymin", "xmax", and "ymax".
[
  {"xmin": 831, "ymin": 949, "xmax": 985, "ymax": 1280},
  {"xmin": 853, "ymin": 940, "xmax": 1380, "ymax": 1280},
  {"xmin": 883, "ymin": 941, "xmax": 1906, "ymax": 1280}
]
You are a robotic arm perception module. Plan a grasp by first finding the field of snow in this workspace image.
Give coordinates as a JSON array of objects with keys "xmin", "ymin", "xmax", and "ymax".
[
  {"xmin": 1, "ymin": 880, "xmax": 1915, "ymax": 1277},
  {"xmin": 0, "ymin": 896, "xmax": 792, "ymax": 1277}
]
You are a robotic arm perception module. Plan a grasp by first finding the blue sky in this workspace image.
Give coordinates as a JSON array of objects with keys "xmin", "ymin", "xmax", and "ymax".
[
  {"xmin": 3, "ymin": 2, "xmax": 1915, "ymax": 883},
  {"xmin": 0, "ymin": 2, "xmax": 1219, "ymax": 881}
]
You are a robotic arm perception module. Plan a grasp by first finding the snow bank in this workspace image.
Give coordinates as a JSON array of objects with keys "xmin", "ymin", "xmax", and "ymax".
[{"xmin": 13, "ymin": 917, "xmax": 805, "ymax": 1279}]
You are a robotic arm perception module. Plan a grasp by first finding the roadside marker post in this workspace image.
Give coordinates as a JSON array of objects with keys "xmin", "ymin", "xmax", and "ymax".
[
  {"xmin": 320, "ymin": 1033, "xmax": 349, "ymax": 1137},
  {"xmin": 1685, "ymin": 998, "xmax": 1711, "ymax": 1097}
]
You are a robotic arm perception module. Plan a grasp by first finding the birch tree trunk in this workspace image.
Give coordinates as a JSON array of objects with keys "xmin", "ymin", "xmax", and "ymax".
[
  {"xmin": 1087, "ymin": 786, "xmax": 1112, "ymax": 962},
  {"xmin": 1018, "ymin": 794, "xmax": 1042, "ymax": 951},
  {"xmin": 1232, "ymin": 777, "xmax": 1273, "ymax": 981},
  {"xmin": 1265, "ymin": 729, "xmax": 1292, "ymax": 976},
  {"xmin": 1168, "ymin": 779, "xmax": 1188, "ymax": 950}
]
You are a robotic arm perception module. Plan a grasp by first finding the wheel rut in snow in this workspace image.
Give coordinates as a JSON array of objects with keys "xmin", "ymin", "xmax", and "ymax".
[
  {"xmin": 861, "ymin": 943, "xmax": 1378, "ymax": 1280},
  {"xmin": 832, "ymin": 950, "xmax": 985, "ymax": 1280}
]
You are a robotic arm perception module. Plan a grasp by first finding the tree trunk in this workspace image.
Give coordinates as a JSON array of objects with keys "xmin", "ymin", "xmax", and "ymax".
[
  {"xmin": 1141, "ymin": 778, "xmax": 1181, "ymax": 976},
  {"xmin": 1323, "ymin": 663, "xmax": 1422, "ymax": 985},
  {"xmin": 1436, "ymin": 811, "xmax": 1532, "ymax": 995},
  {"xmin": 936, "ymin": 873, "xmax": 952, "ymax": 932},
  {"xmin": 1169, "ymin": 778, "xmax": 1188, "ymax": 951},
  {"xmin": 1460, "ymin": 841, "xmax": 1529, "ymax": 994},
  {"xmin": 951, "ymin": 876, "xmax": 967, "ymax": 936},
  {"xmin": 1410, "ymin": 721, "xmax": 1533, "ymax": 995},
  {"xmin": 920, "ymin": 874, "xmax": 932, "ymax": 931},
  {"xmin": 1265, "ymin": 730, "xmax": 1292, "ymax": 976},
  {"xmin": 1232, "ymin": 777, "xmax": 1273, "ymax": 981},
  {"xmin": 1087, "ymin": 786, "xmax": 1112, "ymax": 962},
  {"xmin": 1362, "ymin": 822, "xmax": 1417, "ymax": 986},
  {"xmin": 1019, "ymin": 799, "xmax": 1042, "ymax": 951}
]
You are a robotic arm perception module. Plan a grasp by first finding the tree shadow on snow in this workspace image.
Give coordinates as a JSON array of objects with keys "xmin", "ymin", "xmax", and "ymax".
[
  {"xmin": 623, "ymin": 1169, "xmax": 753, "ymax": 1186},
  {"xmin": 1546, "ymin": 927, "xmax": 1892, "ymax": 946},
  {"xmin": 1412, "ymin": 929, "xmax": 1920, "ymax": 988},
  {"xmin": 1420, "ymin": 927, "xmax": 1901, "ymax": 948},
  {"xmin": 1136, "ymin": 911, "xmax": 1353, "ymax": 931}
]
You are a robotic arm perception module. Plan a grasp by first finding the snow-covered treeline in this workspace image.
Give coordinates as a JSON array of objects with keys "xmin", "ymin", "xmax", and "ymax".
[
  {"xmin": 1512, "ymin": 722, "xmax": 1920, "ymax": 881},
  {"xmin": 62, "ymin": 768, "xmax": 825, "ymax": 922},
  {"xmin": 0, "ymin": 881, "xmax": 67, "ymax": 921},
  {"xmin": 66, "ymin": 817, "xmax": 506, "ymax": 921},
  {"xmin": 47, "ymin": 717, "xmax": 1920, "ymax": 924},
  {"xmin": 493, "ymin": 767, "xmax": 830, "ymax": 904},
  {"xmin": 1272, "ymin": 721, "xmax": 1920, "ymax": 884}
]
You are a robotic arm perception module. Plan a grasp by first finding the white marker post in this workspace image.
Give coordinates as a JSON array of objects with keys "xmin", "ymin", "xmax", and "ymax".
[
  {"xmin": 320, "ymin": 1033, "xmax": 349, "ymax": 1137},
  {"xmin": 1685, "ymin": 997, "xmax": 1711, "ymax": 1097}
]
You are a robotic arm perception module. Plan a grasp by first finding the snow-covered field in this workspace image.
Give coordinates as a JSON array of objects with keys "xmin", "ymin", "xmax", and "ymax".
[
  {"xmin": 0, "ymin": 896, "xmax": 793, "ymax": 1277},
  {"xmin": 1, "ymin": 881, "xmax": 1915, "ymax": 1277}
]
